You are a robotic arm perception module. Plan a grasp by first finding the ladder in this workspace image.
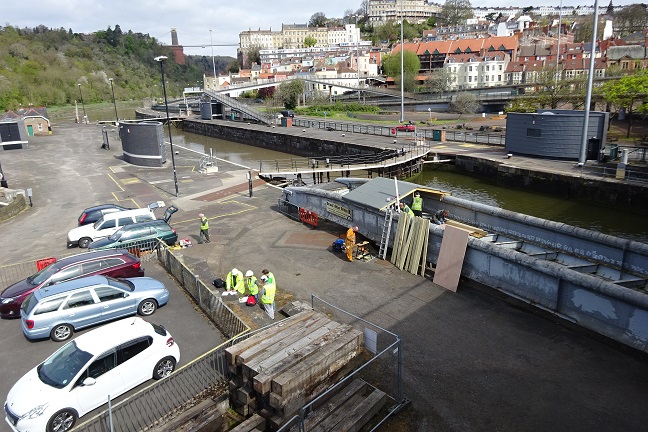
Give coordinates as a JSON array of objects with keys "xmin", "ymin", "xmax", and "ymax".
[{"xmin": 378, "ymin": 208, "xmax": 394, "ymax": 260}]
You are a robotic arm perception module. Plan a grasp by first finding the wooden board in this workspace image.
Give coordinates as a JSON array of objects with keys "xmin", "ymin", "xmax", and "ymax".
[{"xmin": 433, "ymin": 224, "xmax": 470, "ymax": 292}]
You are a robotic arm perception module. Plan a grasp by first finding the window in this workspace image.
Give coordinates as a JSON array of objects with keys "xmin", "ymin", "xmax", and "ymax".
[
  {"xmin": 50, "ymin": 265, "xmax": 81, "ymax": 284},
  {"xmin": 499, "ymin": 65, "xmax": 502, "ymax": 70},
  {"xmin": 135, "ymin": 214, "xmax": 153, "ymax": 223},
  {"xmin": 81, "ymin": 261, "xmax": 103, "ymax": 274},
  {"xmin": 527, "ymin": 128, "xmax": 542, "ymax": 138},
  {"xmin": 94, "ymin": 286, "xmax": 126, "ymax": 302},
  {"xmin": 86, "ymin": 350, "xmax": 117, "ymax": 379},
  {"xmin": 34, "ymin": 298, "xmax": 65, "ymax": 315},
  {"xmin": 486, "ymin": 65, "xmax": 489, "ymax": 71},
  {"xmin": 104, "ymin": 258, "xmax": 125, "ymax": 267},
  {"xmin": 117, "ymin": 217, "xmax": 133, "ymax": 227},
  {"xmin": 99, "ymin": 219, "xmax": 116, "ymax": 229},
  {"xmin": 63, "ymin": 291, "xmax": 96, "ymax": 309},
  {"xmin": 121, "ymin": 227, "xmax": 153, "ymax": 241},
  {"xmin": 118, "ymin": 337, "xmax": 152, "ymax": 364}
]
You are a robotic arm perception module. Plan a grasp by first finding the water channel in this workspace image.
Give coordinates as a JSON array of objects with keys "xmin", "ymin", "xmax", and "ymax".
[{"xmin": 83, "ymin": 105, "xmax": 648, "ymax": 244}]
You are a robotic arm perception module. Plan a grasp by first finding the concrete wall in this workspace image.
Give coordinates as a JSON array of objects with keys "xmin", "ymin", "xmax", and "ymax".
[
  {"xmin": 119, "ymin": 122, "xmax": 166, "ymax": 167},
  {"xmin": 0, "ymin": 193, "xmax": 27, "ymax": 223},
  {"xmin": 505, "ymin": 110, "xmax": 608, "ymax": 160}
]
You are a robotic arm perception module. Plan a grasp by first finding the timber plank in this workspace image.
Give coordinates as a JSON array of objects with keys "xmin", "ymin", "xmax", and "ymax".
[
  {"xmin": 253, "ymin": 324, "xmax": 355, "ymax": 395},
  {"xmin": 230, "ymin": 413, "xmax": 266, "ymax": 432},
  {"xmin": 225, "ymin": 310, "xmax": 316, "ymax": 365},
  {"xmin": 243, "ymin": 320, "xmax": 342, "ymax": 378},
  {"xmin": 236, "ymin": 314, "xmax": 330, "ymax": 367},
  {"xmin": 271, "ymin": 329, "xmax": 363, "ymax": 398},
  {"xmin": 328, "ymin": 389, "xmax": 388, "ymax": 432},
  {"xmin": 308, "ymin": 393, "xmax": 367, "ymax": 432}
]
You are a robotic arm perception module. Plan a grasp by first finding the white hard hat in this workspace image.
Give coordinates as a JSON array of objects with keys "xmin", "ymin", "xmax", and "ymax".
[
  {"xmin": 260, "ymin": 275, "xmax": 268, "ymax": 282},
  {"xmin": 245, "ymin": 270, "xmax": 254, "ymax": 277},
  {"xmin": 232, "ymin": 268, "xmax": 238, "ymax": 274}
]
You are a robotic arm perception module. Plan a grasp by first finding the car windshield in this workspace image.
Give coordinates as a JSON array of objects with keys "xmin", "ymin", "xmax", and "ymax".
[
  {"xmin": 107, "ymin": 230, "xmax": 124, "ymax": 241},
  {"xmin": 37, "ymin": 341, "xmax": 92, "ymax": 389},
  {"xmin": 106, "ymin": 276, "xmax": 134, "ymax": 292},
  {"xmin": 28, "ymin": 264, "xmax": 60, "ymax": 285}
]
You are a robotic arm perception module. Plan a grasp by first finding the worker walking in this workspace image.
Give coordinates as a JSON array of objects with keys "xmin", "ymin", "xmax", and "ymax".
[
  {"xmin": 224, "ymin": 268, "xmax": 243, "ymax": 296},
  {"xmin": 399, "ymin": 202, "xmax": 414, "ymax": 217},
  {"xmin": 345, "ymin": 226, "xmax": 359, "ymax": 262},
  {"xmin": 198, "ymin": 213, "xmax": 210, "ymax": 244},
  {"xmin": 411, "ymin": 192, "xmax": 423, "ymax": 217},
  {"xmin": 244, "ymin": 270, "xmax": 259, "ymax": 302},
  {"xmin": 259, "ymin": 269, "xmax": 276, "ymax": 319}
]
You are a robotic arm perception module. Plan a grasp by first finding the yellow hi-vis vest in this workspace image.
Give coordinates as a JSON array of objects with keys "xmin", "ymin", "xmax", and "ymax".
[
  {"xmin": 261, "ymin": 275, "xmax": 276, "ymax": 304},
  {"xmin": 246, "ymin": 276, "xmax": 259, "ymax": 295},
  {"xmin": 200, "ymin": 217, "xmax": 209, "ymax": 230},
  {"xmin": 412, "ymin": 196, "xmax": 423, "ymax": 211}
]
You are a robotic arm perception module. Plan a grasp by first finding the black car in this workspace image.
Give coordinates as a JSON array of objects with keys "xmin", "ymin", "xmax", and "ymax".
[
  {"xmin": 77, "ymin": 204, "xmax": 131, "ymax": 226},
  {"xmin": 280, "ymin": 110, "xmax": 294, "ymax": 118},
  {"xmin": 88, "ymin": 220, "xmax": 178, "ymax": 250}
]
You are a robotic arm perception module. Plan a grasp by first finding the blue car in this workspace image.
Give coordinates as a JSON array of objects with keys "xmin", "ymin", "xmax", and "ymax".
[{"xmin": 20, "ymin": 275, "xmax": 169, "ymax": 342}]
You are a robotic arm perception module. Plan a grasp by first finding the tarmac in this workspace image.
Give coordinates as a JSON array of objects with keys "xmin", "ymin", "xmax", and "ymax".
[{"xmin": 1, "ymin": 122, "xmax": 648, "ymax": 432}]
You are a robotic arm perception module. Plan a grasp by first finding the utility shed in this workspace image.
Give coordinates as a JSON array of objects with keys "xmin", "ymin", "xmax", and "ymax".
[
  {"xmin": 225, "ymin": 310, "xmax": 379, "ymax": 430},
  {"xmin": 340, "ymin": 177, "xmax": 448, "ymax": 211}
]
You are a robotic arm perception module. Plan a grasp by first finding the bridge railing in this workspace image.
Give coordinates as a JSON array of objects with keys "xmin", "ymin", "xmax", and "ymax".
[
  {"xmin": 259, "ymin": 149, "xmax": 405, "ymax": 174},
  {"xmin": 204, "ymin": 90, "xmax": 274, "ymax": 125}
]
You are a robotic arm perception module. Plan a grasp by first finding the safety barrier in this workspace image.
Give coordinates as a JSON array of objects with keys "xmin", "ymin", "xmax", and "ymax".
[{"xmin": 299, "ymin": 208, "xmax": 319, "ymax": 227}]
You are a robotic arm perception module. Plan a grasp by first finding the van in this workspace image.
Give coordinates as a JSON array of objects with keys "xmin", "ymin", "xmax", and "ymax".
[{"xmin": 67, "ymin": 205, "xmax": 173, "ymax": 248}]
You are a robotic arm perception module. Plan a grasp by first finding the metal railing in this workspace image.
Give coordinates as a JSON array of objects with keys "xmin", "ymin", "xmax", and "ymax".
[
  {"xmin": 260, "ymin": 149, "xmax": 400, "ymax": 174},
  {"xmin": 203, "ymin": 89, "xmax": 274, "ymax": 125}
]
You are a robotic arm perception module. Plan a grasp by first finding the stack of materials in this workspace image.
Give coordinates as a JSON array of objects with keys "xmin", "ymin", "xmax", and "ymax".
[
  {"xmin": 390, "ymin": 213, "xmax": 430, "ymax": 276},
  {"xmin": 225, "ymin": 310, "xmax": 364, "ymax": 429}
]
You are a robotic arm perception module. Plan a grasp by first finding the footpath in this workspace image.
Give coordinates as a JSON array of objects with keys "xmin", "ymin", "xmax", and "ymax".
[{"xmin": 2, "ymin": 123, "xmax": 648, "ymax": 432}]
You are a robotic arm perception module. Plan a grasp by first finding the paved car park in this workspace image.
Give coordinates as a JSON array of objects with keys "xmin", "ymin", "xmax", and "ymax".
[{"xmin": 3, "ymin": 122, "xmax": 648, "ymax": 432}]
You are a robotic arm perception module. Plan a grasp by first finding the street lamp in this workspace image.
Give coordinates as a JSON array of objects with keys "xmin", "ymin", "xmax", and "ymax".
[
  {"xmin": 77, "ymin": 83, "xmax": 87, "ymax": 124},
  {"xmin": 108, "ymin": 78, "xmax": 118, "ymax": 124},
  {"xmin": 399, "ymin": 0, "xmax": 404, "ymax": 123},
  {"xmin": 209, "ymin": 29, "xmax": 216, "ymax": 90},
  {"xmin": 354, "ymin": 15, "xmax": 361, "ymax": 102},
  {"xmin": 428, "ymin": 107, "xmax": 432, "ymax": 123},
  {"xmin": 154, "ymin": 55, "xmax": 180, "ymax": 197}
]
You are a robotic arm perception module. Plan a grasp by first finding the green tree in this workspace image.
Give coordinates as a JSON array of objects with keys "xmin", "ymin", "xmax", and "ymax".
[
  {"xmin": 602, "ymin": 70, "xmax": 648, "ymax": 137},
  {"xmin": 382, "ymin": 50, "xmax": 421, "ymax": 77},
  {"xmin": 277, "ymin": 79, "xmax": 305, "ymax": 109},
  {"xmin": 304, "ymin": 36, "xmax": 317, "ymax": 48},
  {"xmin": 613, "ymin": 4, "xmax": 648, "ymax": 36},
  {"xmin": 439, "ymin": 0, "xmax": 474, "ymax": 26}
]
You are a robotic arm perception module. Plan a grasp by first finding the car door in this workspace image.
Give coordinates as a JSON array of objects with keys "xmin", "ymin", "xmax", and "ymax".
[
  {"xmin": 73, "ymin": 349, "xmax": 124, "ymax": 416},
  {"xmin": 93, "ymin": 284, "xmax": 137, "ymax": 321},
  {"xmin": 117, "ymin": 337, "xmax": 154, "ymax": 390},
  {"xmin": 93, "ymin": 218, "xmax": 118, "ymax": 240},
  {"xmin": 116, "ymin": 215, "xmax": 136, "ymax": 230},
  {"xmin": 60, "ymin": 289, "xmax": 103, "ymax": 329}
]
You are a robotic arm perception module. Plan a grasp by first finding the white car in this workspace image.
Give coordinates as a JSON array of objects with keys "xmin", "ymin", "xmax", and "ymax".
[{"xmin": 4, "ymin": 317, "xmax": 180, "ymax": 432}]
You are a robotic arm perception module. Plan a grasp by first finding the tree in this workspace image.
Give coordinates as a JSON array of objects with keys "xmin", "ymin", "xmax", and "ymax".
[
  {"xmin": 382, "ymin": 50, "xmax": 421, "ymax": 77},
  {"xmin": 451, "ymin": 92, "xmax": 478, "ymax": 117},
  {"xmin": 309, "ymin": 12, "xmax": 328, "ymax": 27},
  {"xmin": 602, "ymin": 70, "xmax": 648, "ymax": 137},
  {"xmin": 227, "ymin": 60, "xmax": 240, "ymax": 74},
  {"xmin": 304, "ymin": 36, "xmax": 317, "ymax": 48},
  {"xmin": 425, "ymin": 68, "xmax": 454, "ymax": 95},
  {"xmin": 522, "ymin": 6, "xmax": 534, "ymax": 14},
  {"xmin": 277, "ymin": 79, "xmax": 305, "ymax": 109},
  {"xmin": 613, "ymin": 4, "xmax": 648, "ymax": 36},
  {"xmin": 439, "ymin": 0, "xmax": 474, "ymax": 26}
]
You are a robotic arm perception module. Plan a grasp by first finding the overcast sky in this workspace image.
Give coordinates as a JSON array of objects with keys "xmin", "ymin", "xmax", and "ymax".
[{"xmin": 2, "ymin": 1, "xmax": 636, "ymax": 58}]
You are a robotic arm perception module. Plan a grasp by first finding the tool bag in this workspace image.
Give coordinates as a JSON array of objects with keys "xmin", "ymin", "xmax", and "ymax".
[
  {"xmin": 332, "ymin": 238, "xmax": 346, "ymax": 251},
  {"xmin": 246, "ymin": 295, "xmax": 257, "ymax": 306}
]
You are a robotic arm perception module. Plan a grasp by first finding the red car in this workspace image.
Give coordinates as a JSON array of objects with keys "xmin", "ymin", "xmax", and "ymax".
[
  {"xmin": 396, "ymin": 124, "xmax": 416, "ymax": 132},
  {"xmin": 0, "ymin": 249, "xmax": 144, "ymax": 318}
]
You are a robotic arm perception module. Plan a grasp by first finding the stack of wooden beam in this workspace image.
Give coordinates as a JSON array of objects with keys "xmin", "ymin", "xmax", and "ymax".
[
  {"xmin": 224, "ymin": 310, "xmax": 364, "ymax": 429},
  {"xmin": 390, "ymin": 213, "xmax": 430, "ymax": 276}
]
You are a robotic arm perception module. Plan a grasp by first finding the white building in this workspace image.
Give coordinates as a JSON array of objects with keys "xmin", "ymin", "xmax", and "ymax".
[
  {"xmin": 444, "ymin": 52, "xmax": 510, "ymax": 90},
  {"xmin": 368, "ymin": 0, "xmax": 443, "ymax": 25}
]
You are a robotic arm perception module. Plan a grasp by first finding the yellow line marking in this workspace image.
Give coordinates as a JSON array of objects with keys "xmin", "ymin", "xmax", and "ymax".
[
  {"xmin": 121, "ymin": 178, "xmax": 141, "ymax": 184},
  {"xmin": 460, "ymin": 144, "xmax": 476, "ymax": 147},
  {"xmin": 107, "ymin": 173, "xmax": 125, "ymax": 191},
  {"xmin": 107, "ymin": 173, "xmax": 140, "ymax": 208},
  {"xmin": 172, "ymin": 200, "xmax": 257, "ymax": 225}
]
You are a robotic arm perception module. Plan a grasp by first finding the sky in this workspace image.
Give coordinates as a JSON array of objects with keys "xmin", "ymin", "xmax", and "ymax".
[{"xmin": 2, "ymin": 1, "xmax": 637, "ymax": 58}]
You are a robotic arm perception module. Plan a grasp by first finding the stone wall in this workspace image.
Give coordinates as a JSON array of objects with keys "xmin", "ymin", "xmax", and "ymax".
[{"xmin": 0, "ymin": 193, "xmax": 28, "ymax": 223}]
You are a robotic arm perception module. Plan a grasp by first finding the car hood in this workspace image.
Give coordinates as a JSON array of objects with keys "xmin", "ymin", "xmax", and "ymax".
[
  {"xmin": 6, "ymin": 367, "xmax": 62, "ymax": 416},
  {"xmin": 1, "ymin": 278, "xmax": 36, "ymax": 298},
  {"xmin": 68, "ymin": 224, "xmax": 95, "ymax": 240},
  {"xmin": 127, "ymin": 277, "xmax": 166, "ymax": 292},
  {"xmin": 88, "ymin": 238, "xmax": 113, "ymax": 248}
]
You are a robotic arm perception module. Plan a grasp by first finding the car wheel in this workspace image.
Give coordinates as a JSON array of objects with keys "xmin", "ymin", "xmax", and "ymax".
[
  {"xmin": 47, "ymin": 408, "xmax": 77, "ymax": 432},
  {"xmin": 50, "ymin": 324, "xmax": 73, "ymax": 342},
  {"xmin": 138, "ymin": 299, "xmax": 157, "ymax": 316},
  {"xmin": 153, "ymin": 356, "xmax": 176, "ymax": 379},
  {"xmin": 78, "ymin": 237, "xmax": 92, "ymax": 248}
]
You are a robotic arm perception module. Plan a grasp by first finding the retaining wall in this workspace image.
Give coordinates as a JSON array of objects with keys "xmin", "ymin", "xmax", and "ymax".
[{"xmin": 0, "ymin": 193, "xmax": 27, "ymax": 223}]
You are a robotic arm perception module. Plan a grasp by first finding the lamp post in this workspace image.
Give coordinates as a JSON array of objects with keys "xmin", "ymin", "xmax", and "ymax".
[
  {"xmin": 354, "ymin": 15, "xmax": 361, "ymax": 102},
  {"xmin": 578, "ymin": 0, "xmax": 599, "ymax": 165},
  {"xmin": 154, "ymin": 55, "xmax": 180, "ymax": 197},
  {"xmin": 77, "ymin": 83, "xmax": 87, "ymax": 124},
  {"xmin": 108, "ymin": 78, "xmax": 118, "ymax": 124},
  {"xmin": 399, "ymin": 0, "xmax": 404, "ymax": 123},
  {"xmin": 428, "ymin": 107, "xmax": 432, "ymax": 123},
  {"xmin": 210, "ymin": 29, "xmax": 216, "ymax": 90}
]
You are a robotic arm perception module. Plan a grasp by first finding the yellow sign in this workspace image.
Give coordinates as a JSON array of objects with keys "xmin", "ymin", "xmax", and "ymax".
[{"xmin": 326, "ymin": 202, "xmax": 353, "ymax": 221}]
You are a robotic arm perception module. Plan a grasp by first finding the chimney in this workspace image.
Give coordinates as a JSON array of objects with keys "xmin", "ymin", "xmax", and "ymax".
[{"xmin": 171, "ymin": 28, "xmax": 179, "ymax": 46}]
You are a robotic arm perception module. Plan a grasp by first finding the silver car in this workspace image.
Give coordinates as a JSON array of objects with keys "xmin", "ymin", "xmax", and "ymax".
[{"xmin": 20, "ymin": 275, "xmax": 169, "ymax": 342}]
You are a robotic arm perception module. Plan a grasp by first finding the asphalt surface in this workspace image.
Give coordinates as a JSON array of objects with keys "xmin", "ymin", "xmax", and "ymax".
[{"xmin": 1, "ymin": 122, "xmax": 648, "ymax": 432}]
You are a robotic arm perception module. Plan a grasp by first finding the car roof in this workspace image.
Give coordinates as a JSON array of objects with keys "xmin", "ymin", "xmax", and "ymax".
[
  {"xmin": 72, "ymin": 317, "xmax": 155, "ymax": 354},
  {"xmin": 83, "ymin": 204, "xmax": 127, "ymax": 212},
  {"xmin": 34, "ymin": 275, "xmax": 110, "ymax": 300},
  {"xmin": 51, "ymin": 249, "xmax": 135, "ymax": 268},
  {"xmin": 119, "ymin": 220, "xmax": 170, "ymax": 230}
]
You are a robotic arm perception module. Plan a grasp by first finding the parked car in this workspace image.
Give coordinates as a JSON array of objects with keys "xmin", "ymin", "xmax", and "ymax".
[
  {"xmin": 88, "ymin": 219, "xmax": 178, "ymax": 250},
  {"xmin": 20, "ymin": 275, "xmax": 169, "ymax": 342},
  {"xmin": 280, "ymin": 110, "xmax": 294, "ymax": 118},
  {"xmin": 67, "ymin": 204, "xmax": 174, "ymax": 248},
  {"xmin": 0, "ymin": 250, "xmax": 144, "ymax": 319},
  {"xmin": 5, "ymin": 317, "xmax": 179, "ymax": 432},
  {"xmin": 396, "ymin": 124, "xmax": 416, "ymax": 132},
  {"xmin": 77, "ymin": 204, "xmax": 131, "ymax": 226}
]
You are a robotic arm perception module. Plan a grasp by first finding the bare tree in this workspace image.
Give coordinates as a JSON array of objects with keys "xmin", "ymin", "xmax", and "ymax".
[
  {"xmin": 309, "ymin": 12, "xmax": 328, "ymax": 27},
  {"xmin": 451, "ymin": 92, "xmax": 478, "ymax": 117},
  {"xmin": 425, "ymin": 69, "xmax": 455, "ymax": 96},
  {"xmin": 439, "ymin": 0, "xmax": 474, "ymax": 26}
]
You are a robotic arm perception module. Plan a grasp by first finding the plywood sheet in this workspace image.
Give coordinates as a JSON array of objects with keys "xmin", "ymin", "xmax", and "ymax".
[{"xmin": 433, "ymin": 225, "xmax": 470, "ymax": 292}]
